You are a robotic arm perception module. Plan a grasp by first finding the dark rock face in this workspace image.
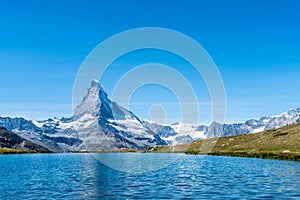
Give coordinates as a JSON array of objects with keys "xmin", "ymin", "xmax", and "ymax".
[
  {"xmin": 43, "ymin": 136, "xmax": 82, "ymax": 147},
  {"xmin": 0, "ymin": 127, "xmax": 51, "ymax": 153}
]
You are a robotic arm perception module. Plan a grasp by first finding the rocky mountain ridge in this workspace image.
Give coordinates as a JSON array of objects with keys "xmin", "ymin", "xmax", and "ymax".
[
  {"xmin": 146, "ymin": 108, "xmax": 300, "ymax": 145},
  {"xmin": 0, "ymin": 126, "xmax": 51, "ymax": 153},
  {"xmin": 0, "ymin": 81, "xmax": 299, "ymax": 150}
]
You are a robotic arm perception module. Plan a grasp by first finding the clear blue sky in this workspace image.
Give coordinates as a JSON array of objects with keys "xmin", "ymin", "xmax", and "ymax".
[{"xmin": 0, "ymin": 0, "xmax": 299, "ymax": 124}]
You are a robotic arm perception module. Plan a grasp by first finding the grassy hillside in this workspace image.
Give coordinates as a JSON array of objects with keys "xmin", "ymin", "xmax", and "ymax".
[
  {"xmin": 0, "ymin": 148, "xmax": 37, "ymax": 154},
  {"xmin": 151, "ymin": 123, "xmax": 300, "ymax": 161}
]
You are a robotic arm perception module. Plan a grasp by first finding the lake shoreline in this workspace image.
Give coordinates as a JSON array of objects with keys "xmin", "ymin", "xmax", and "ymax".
[
  {"xmin": 195, "ymin": 151, "xmax": 300, "ymax": 162},
  {"xmin": 150, "ymin": 147, "xmax": 300, "ymax": 162},
  {"xmin": 1, "ymin": 148, "xmax": 299, "ymax": 162}
]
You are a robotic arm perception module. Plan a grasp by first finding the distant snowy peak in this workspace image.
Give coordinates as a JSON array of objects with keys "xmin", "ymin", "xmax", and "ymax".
[
  {"xmin": 145, "ymin": 108, "xmax": 300, "ymax": 145},
  {"xmin": 143, "ymin": 121, "xmax": 208, "ymax": 145},
  {"xmin": 264, "ymin": 108, "xmax": 300, "ymax": 130},
  {"xmin": 203, "ymin": 108, "xmax": 300, "ymax": 138}
]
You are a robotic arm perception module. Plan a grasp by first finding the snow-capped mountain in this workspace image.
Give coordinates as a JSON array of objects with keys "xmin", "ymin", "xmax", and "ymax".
[
  {"xmin": 142, "ymin": 121, "xmax": 208, "ymax": 145},
  {"xmin": 0, "ymin": 80, "xmax": 166, "ymax": 152},
  {"xmin": 144, "ymin": 108, "xmax": 300, "ymax": 145},
  {"xmin": 0, "ymin": 80, "xmax": 299, "ymax": 150}
]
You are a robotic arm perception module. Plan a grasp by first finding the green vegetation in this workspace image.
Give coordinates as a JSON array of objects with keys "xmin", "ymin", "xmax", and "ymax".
[
  {"xmin": 209, "ymin": 151, "xmax": 300, "ymax": 161},
  {"xmin": 0, "ymin": 148, "xmax": 37, "ymax": 154},
  {"xmin": 152, "ymin": 123, "xmax": 300, "ymax": 162}
]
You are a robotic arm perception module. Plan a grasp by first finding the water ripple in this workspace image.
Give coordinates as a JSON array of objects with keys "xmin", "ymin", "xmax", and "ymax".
[{"xmin": 0, "ymin": 153, "xmax": 299, "ymax": 199}]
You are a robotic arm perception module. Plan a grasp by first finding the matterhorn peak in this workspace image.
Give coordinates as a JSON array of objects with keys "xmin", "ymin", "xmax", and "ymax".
[
  {"xmin": 89, "ymin": 79, "xmax": 106, "ymax": 91},
  {"xmin": 92, "ymin": 79, "xmax": 99, "ymax": 83},
  {"xmin": 90, "ymin": 79, "xmax": 99, "ymax": 87},
  {"xmin": 74, "ymin": 80, "xmax": 112, "ymax": 119},
  {"xmin": 74, "ymin": 80, "xmax": 141, "ymax": 122}
]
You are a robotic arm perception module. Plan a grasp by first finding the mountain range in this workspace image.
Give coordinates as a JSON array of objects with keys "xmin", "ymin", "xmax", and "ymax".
[
  {"xmin": 145, "ymin": 108, "xmax": 300, "ymax": 145},
  {"xmin": 0, "ymin": 80, "xmax": 299, "ymax": 152}
]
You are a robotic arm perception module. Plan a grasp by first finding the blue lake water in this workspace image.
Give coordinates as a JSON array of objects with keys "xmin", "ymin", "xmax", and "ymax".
[{"xmin": 0, "ymin": 153, "xmax": 299, "ymax": 199}]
